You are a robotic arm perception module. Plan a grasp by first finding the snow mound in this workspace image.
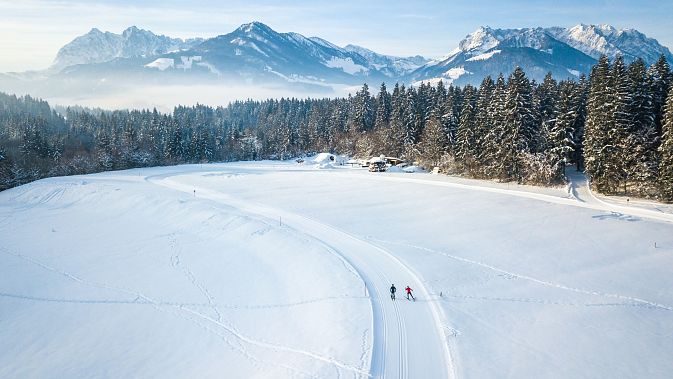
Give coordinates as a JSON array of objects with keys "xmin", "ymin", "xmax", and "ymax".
[
  {"xmin": 403, "ymin": 165, "xmax": 425, "ymax": 173},
  {"xmin": 145, "ymin": 58, "xmax": 174, "ymax": 71},
  {"xmin": 309, "ymin": 153, "xmax": 346, "ymax": 165}
]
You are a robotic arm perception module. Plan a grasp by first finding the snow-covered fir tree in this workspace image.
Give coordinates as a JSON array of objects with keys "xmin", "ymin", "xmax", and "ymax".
[
  {"xmin": 585, "ymin": 55, "xmax": 613, "ymax": 192},
  {"xmin": 627, "ymin": 58, "xmax": 658, "ymax": 193},
  {"xmin": 501, "ymin": 67, "xmax": 538, "ymax": 182},
  {"xmin": 385, "ymin": 83, "xmax": 407, "ymax": 157},
  {"xmin": 649, "ymin": 55, "xmax": 673, "ymax": 137},
  {"xmin": 659, "ymin": 85, "xmax": 673, "ymax": 202},
  {"xmin": 609, "ymin": 55, "xmax": 633, "ymax": 193},
  {"xmin": 455, "ymin": 85, "xmax": 478, "ymax": 173},
  {"xmin": 480, "ymin": 74, "xmax": 507, "ymax": 178},
  {"xmin": 2, "ymin": 59, "xmax": 672, "ymax": 199},
  {"xmin": 473, "ymin": 76, "xmax": 495, "ymax": 177},
  {"xmin": 547, "ymin": 80, "xmax": 577, "ymax": 181},
  {"xmin": 418, "ymin": 116, "xmax": 449, "ymax": 167}
]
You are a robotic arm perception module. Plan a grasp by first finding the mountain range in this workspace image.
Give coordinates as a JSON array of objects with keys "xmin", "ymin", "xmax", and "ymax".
[
  {"xmin": 411, "ymin": 24, "xmax": 673, "ymax": 85},
  {"xmin": 1, "ymin": 22, "xmax": 671, "ymax": 104}
]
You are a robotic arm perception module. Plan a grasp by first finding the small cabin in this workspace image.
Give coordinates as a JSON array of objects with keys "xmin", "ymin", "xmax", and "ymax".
[
  {"xmin": 383, "ymin": 157, "xmax": 405, "ymax": 166},
  {"xmin": 365, "ymin": 155, "xmax": 405, "ymax": 166}
]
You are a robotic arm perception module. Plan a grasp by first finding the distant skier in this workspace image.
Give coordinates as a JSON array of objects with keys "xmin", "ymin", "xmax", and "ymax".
[
  {"xmin": 390, "ymin": 284, "xmax": 396, "ymax": 300},
  {"xmin": 405, "ymin": 286, "xmax": 415, "ymax": 301}
]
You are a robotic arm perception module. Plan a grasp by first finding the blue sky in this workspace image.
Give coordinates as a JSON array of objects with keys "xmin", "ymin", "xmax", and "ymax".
[{"xmin": 1, "ymin": 0, "xmax": 672, "ymax": 72}]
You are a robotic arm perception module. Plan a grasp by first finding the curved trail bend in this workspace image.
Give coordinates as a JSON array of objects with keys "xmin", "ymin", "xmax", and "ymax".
[{"xmin": 149, "ymin": 171, "xmax": 455, "ymax": 379}]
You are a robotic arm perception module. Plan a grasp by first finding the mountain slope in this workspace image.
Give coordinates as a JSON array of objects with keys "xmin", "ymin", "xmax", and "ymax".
[
  {"xmin": 410, "ymin": 24, "xmax": 672, "ymax": 86},
  {"xmin": 146, "ymin": 22, "xmax": 429, "ymax": 85},
  {"xmin": 51, "ymin": 26, "xmax": 203, "ymax": 72},
  {"xmin": 2, "ymin": 22, "xmax": 671, "ymax": 107},
  {"xmin": 343, "ymin": 44, "xmax": 429, "ymax": 77},
  {"xmin": 547, "ymin": 24, "xmax": 673, "ymax": 64},
  {"xmin": 53, "ymin": 22, "xmax": 428, "ymax": 87},
  {"xmin": 171, "ymin": 21, "xmax": 383, "ymax": 84}
]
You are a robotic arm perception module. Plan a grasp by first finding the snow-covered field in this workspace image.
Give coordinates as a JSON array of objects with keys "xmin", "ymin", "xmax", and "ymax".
[{"xmin": 1, "ymin": 160, "xmax": 673, "ymax": 378}]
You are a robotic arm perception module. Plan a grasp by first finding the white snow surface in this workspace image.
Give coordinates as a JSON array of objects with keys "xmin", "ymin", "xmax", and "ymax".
[
  {"xmin": 145, "ymin": 58, "xmax": 174, "ymax": 71},
  {"xmin": 402, "ymin": 165, "xmax": 425, "ymax": 173},
  {"xmin": 459, "ymin": 26, "xmax": 501, "ymax": 55},
  {"xmin": 567, "ymin": 68, "xmax": 581, "ymax": 77},
  {"xmin": 444, "ymin": 67, "xmax": 468, "ymax": 80},
  {"xmin": 466, "ymin": 50, "xmax": 501, "ymax": 62},
  {"xmin": 2, "ymin": 162, "xmax": 673, "ymax": 378},
  {"xmin": 324, "ymin": 57, "xmax": 367, "ymax": 75},
  {"xmin": 309, "ymin": 153, "xmax": 347, "ymax": 166}
]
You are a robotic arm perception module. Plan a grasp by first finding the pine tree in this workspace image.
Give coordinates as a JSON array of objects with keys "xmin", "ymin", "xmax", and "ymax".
[
  {"xmin": 548, "ymin": 80, "xmax": 577, "ymax": 181},
  {"xmin": 627, "ymin": 58, "xmax": 658, "ymax": 193},
  {"xmin": 649, "ymin": 55, "xmax": 673, "ymax": 138},
  {"xmin": 609, "ymin": 56, "xmax": 632, "ymax": 193},
  {"xmin": 403, "ymin": 87, "xmax": 420, "ymax": 153},
  {"xmin": 659, "ymin": 85, "xmax": 673, "ymax": 201},
  {"xmin": 473, "ymin": 76, "xmax": 495, "ymax": 177},
  {"xmin": 418, "ymin": 116, "xmax": 449, "ymax": 167},
  {"xmin": 433, "ymin": 81, "xmax": 457, "ymax": 154},
  {"xmin": 386, "ymin": 83, "xmax": 407, "ymax": 157},
  {"xmin": 500, "ymin": 67, "xmax": 538, "ymax": 182},
  {"xmin": 536, "ymin": 73, "xmax": 559, "ymax": 153},
  {"xmin": 572, "ymin": 75, "xmax": 589, "ymax": 171},
  {"xmin": 585, "ymin": 55, "xmax": 612, "ymax": 192},
  {"xmin": 374, "ymin": 82, "xmax": 392, "ymax": 131},
  {"xmin": 442, "ymin": 85, "xmax": 461, "ymax": 151},
  {"xmin": 480, "ymin": 74, "xmax": 506, "ymax": 178},
  {"xmin": 455, "ymin": 85, "xmax": 477, "ymax": 173},
  {"xmin": 0, "ymin": 147, "xmax": 12, "ymax": 191},
  {"xmin": 352, "ymin": 84, "xmax": 374, "ymax": 133}
]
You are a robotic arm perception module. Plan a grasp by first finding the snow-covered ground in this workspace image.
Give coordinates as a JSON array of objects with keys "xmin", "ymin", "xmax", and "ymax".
[{"xmin": 1, "ymin": 161, "xmax": 673, "ymax": 378}]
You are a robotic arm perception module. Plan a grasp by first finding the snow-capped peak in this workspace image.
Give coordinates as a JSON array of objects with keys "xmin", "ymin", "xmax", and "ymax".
[
  {"xmin": 122, "ymin": 25, "xmax": 140, "ymax": 37},
  {"xmin": 548, "ymin": 23, "xmax": 673, "ymax": 63},
  {"xmin": 236, "ymin": 21, "xmax": 274, "ymax": 36},
  {"xmin": 51, "ymin": 26, "xmax": 203, "ymax": 71},
  {"xmin": 458, "ymin": 26, "xmax": 502, "ymax": 55},
  {"xmin": 411, "ymin": 23, "xmax": 671, "ymax": 88}
]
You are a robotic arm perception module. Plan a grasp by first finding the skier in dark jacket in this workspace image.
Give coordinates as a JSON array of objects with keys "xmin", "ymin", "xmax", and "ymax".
[
  {"xmin": 405, "ymin": 286, "xmax": 415, "ymax": 301},
  {"xmin": 390, "ymin": 284, "xmax": 396, "ymax": 300}
]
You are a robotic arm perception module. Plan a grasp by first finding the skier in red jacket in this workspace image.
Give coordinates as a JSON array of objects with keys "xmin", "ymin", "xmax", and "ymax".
[{"xmin": 405, "ymin": 286, "xmax": 415, "ymax": 301}]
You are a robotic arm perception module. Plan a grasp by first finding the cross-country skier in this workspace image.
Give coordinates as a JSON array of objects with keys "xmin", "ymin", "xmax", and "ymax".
[
  {"xmin": 405, "ymin": 286, "xmax": 415, "ymax": 301},
  {"xmin": 390, "ymin": 284, "xmax": 396, "ymax": 300}
]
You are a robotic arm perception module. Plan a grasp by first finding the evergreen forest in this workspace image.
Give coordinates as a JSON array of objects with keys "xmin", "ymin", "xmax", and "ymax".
[{"xmin": 1, "ymin": 55, "xmax": 672, "ymax": 201}]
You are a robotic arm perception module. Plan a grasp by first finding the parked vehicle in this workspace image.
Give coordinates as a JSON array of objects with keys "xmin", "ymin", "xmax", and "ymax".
[{"xmin": 368, "ymin": 160, "xmax": 387, "ymax": 172}]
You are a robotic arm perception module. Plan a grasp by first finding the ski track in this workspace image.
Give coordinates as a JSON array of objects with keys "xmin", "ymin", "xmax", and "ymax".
[
  {"xmin": 331, "ymin": 171, "xmax": 673, "ymax": 225},
  {"xmin": 148, "ymin": 171, "xmax": 455, "ymax": 379},
  {"xmin": 7, "ymin": 164, "xmax": 672, "ymax": 378},
  {"xmin": 368, "ymin": 238, "xmax": 673, "ymax": 312},
  {"xmin": 168, "ymin": 233, "xmax": 223, "ymax": 322},
  {"xmin": 179, "ymin": 307, "xmax": 370, "ymax": 378},
  {"xmin": 443, "ymin": 293, "xmax": 669, "ymax": 309},
  {"xmin": 358, "ymin": 328, "xmax": 370, "ymax": 376},
  {"xmin": 0, "ymin": 247, "xmax": 366, "ymax": 378},
  {"xmin": 155, "ymin": 174, "xmax": 385, "ymax": 379}
]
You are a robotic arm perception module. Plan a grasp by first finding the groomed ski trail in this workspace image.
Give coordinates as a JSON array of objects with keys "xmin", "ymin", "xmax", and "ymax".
[
  {"xmin": 149, "ymin": 171, "xmax": 455, "ymax": 379},
  {"xmin": 327, "ymin": 170, "xmax": 673, "ymax": 225}
]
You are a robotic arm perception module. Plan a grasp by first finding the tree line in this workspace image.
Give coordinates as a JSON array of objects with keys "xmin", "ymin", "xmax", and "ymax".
[{"xmin": 1, "ymin": 55, "xmax": 672, "ymax": 201}]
